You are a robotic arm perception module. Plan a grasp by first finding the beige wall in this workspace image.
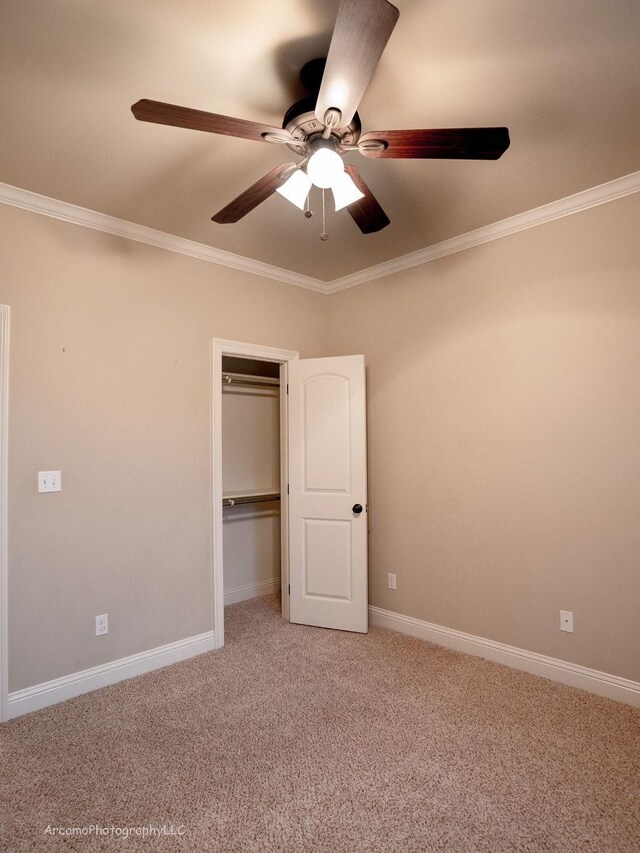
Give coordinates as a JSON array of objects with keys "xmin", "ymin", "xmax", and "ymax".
[
  {"xmin": 3, "ymin": 190, "xmax": 639, "ymax": 695},
  {"xmin": 223, "ymin": 505, "xmax": 281, "ymax": 596},
  {"xmin": 0, "ymin": 204, "xmax": 327, "ymax": 691},
  {"xmin": 328, "ymin": 192, "xmax": 640, "ymax": 683}
]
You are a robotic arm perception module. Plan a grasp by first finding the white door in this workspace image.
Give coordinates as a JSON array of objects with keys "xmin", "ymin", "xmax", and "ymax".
[{"xmin": 288, "ymin": 355, "xmax": 368, "ymax": 633}]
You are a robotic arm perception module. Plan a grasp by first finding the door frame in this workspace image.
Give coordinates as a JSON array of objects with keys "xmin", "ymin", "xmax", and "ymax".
[
  {"xmin": 0, "ymin": 306, "xmax": 9, "ymax": 722},
  {"xmin": 211, "ymin": 338, "xmax": 298, "ymax": 649}
]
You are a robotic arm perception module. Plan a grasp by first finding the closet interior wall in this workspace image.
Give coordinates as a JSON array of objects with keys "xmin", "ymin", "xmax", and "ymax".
[{"xmin": 221, "ymin": 357, "xmax": 281, "ymax": 605}]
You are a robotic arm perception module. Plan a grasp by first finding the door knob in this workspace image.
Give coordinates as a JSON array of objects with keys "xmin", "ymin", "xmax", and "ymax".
[{"xmin": 352, "ymin": 504, "xmax": 363, "ymax": 514}]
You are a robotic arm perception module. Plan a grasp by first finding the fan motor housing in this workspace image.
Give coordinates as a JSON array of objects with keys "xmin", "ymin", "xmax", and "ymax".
[{"xmin": 282, "ymin": 96, "xmax": 361, "ymax": 154}]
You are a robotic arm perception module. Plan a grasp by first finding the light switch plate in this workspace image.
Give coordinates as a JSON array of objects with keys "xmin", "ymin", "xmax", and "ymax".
[{"xmin": 38, "ymin": 471, "xmax": 61, "ymax": 493}]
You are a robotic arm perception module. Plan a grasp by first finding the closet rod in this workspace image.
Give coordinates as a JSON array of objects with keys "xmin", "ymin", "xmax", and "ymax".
[
  {"xmin": 222, "ymin": 494, "xmax": 281, "ymax": 507},
  {"xmin": 222, "ymin": 372, "xmax": 279, "ymax": 389}
]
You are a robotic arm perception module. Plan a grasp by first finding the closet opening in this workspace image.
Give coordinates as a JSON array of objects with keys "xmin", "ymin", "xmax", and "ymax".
[
  {"xmin": 221, "ymin": 356, "xmax": 282, "ymax": 619},
  {"xmin": 212, "ymin": 339, "xmax": 298, "ymax": 649}
]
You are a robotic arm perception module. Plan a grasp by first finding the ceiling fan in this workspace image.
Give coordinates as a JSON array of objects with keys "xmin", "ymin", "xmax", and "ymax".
[{"xmin": 131, "ymin": 0, "xmax": 510, "ymax": 236}]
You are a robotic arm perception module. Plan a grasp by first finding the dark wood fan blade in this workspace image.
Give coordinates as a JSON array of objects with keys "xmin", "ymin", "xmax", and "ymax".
[
  {"xmin": 132, "ymin": 99, "xmax": 291, "ymax": 144},
  {"xmin": 344, "ymin": 165, "xmax": 390, "ymax": 233},
  {"xmin": 359, "ymin": 127, "xmax": 511, "ymax": 159},
  {"xmin": 212, "ymin": 164, "xmax": 297, "ymax": 223},
  {"xmin": 315, "ymin": 0, "xmax": 399, "ymax": 128}
]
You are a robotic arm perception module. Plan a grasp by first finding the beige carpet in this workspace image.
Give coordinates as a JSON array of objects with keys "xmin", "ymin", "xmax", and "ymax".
[{"xmin": 1, "ymin": 594, "xmax": 639, "ymax": 852}]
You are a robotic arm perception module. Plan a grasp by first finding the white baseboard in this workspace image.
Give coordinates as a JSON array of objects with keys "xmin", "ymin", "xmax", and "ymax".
[
  {"xmin": 9, "ymin": 603, "xmax": 636, "ymax": 720},
  {"xmin": 369, "ymin": 606, "xmax": 640, "ymax": 708},
  {"xmin": 224, "ymin": 578, "xmax": 281, "ymax": 607},
  {"xmin": 7, "ymin": 630, "xmax": 217, "ymax": 719}
]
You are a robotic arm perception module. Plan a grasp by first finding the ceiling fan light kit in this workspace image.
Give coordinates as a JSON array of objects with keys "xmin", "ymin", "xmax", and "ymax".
[
  {"xmin": 331, "ymin": 171, "xmax": 365, "ymax": 211},
  {"xmin": 307, "ymin": 145, "xmax": 344, "ymax": 189},
  {"xmin": 131, "ymin": 0, "xmax": 510, "ymax": 238},
  {"xmin": 276, "ymin": 169, "xmax": 313, "ymax": 210},
  {"xmin": 277, "ymin": 136, "xmax": 365, "ymax": 226}
]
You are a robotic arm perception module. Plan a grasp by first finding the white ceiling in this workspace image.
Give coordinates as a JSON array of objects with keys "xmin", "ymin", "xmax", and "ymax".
[{"xmin": 2, "ymin": 0, "xmax": 639, "ymax": 281}]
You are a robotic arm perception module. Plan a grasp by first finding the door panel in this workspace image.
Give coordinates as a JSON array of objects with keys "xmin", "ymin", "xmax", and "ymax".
[
  {"xmin": 303, "ymin": 375, "xmax": 351, "ymax": 492},
  {"xmin": 289, "ymin": 355, "xmax": 368, "ymax": 633},
  {"xmin": 304, "ymin": 518, "xmax": 352, "ymax": 600}
]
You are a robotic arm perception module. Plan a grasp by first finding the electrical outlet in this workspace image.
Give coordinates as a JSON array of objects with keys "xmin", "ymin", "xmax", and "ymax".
[
  {"xmin": 560, "ymin": 610, "xmax": 573, "ymax": 633},
  {"xmin": 38, "ymin": 471, "xmax": 61, "ymax": 493},
  {"xmin": 95, "ymin": 614, "xmax": 108, "ymax": 636},
  {"xmin": 387, "ymin": 573, "xmax": 397, "ymax": 590}
]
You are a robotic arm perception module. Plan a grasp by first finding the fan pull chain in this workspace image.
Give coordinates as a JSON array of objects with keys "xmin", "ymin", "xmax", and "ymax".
[
  {"xmin": 304, "ymin": 193, "xmax": 312, "ymax": 219},
  {"xmin": 320, "ymin": 189, "xmax": 328, "ymax": 241}
]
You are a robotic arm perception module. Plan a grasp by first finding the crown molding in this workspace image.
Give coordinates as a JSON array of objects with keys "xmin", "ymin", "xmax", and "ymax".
[
  {"xmin": 0, "ymin": 182, "xmax": 325, "ymax": 293},
  {"xmin": 1, "ymin": 170, "xmax": 639, "ymax": 296},
  {"xmin": 325, "ymin": 169, "xmax": 640, "ymax": 293}
]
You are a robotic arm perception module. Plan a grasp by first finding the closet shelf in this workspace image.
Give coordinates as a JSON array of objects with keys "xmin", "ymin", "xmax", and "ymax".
[{"xmin": 222, "ymin": 489, "xmax": 281, "ymax": 507}]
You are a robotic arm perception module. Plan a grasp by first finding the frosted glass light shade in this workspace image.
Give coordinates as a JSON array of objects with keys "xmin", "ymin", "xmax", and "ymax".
[
  {"xmin": 331, "ymin": 171, "xmax": 365, "ymax": 211},
  {"xmin": 307, "ymin": 148, "xmax": 345, "ymax": 189},
  {"xmin": 276, "ymin": 169, "xmax": 312, "ymax": 210}
]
